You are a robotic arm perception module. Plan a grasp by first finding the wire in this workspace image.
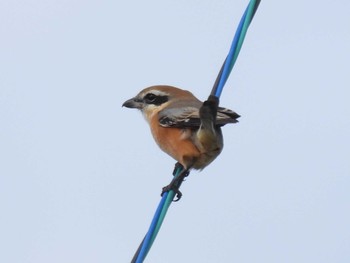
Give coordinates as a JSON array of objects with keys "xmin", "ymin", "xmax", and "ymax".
[
  {"xmin": 131, "ymin": 1, "xmax": 260, "ymax": 262},
  {"xmin": 133, "ymin": 193, "xmax": 168, "ymax": 263},
  {"xmin": 132, "ymin": 167, "xmax": 183, "ymax": 263},
  {"xmin": 211, "ymin": 0, "xmax": 261, "ymax": 98}
]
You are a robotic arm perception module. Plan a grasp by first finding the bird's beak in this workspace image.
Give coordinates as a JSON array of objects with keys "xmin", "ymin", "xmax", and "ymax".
[{"xmin": 122, "ymin": 97, "xmax": 143, "ymax": 109}]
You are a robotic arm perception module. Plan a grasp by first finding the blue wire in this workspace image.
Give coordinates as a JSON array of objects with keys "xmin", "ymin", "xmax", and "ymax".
[
  {"xmin": 215, "ymin": 7, "xmax": 248, "ymax": 98},
  {"xmin": 136, "ymin": 192, "xmax": 168, "ymax": 263}
]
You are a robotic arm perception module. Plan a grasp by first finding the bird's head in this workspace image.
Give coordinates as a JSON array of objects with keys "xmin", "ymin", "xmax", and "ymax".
[{"xmin": 122, "ymin": 85, "xmax": 196, "ymax": 120}]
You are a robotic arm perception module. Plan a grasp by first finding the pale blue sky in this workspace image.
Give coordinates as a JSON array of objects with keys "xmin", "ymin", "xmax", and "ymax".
[{"xmin": 1, "ymin": 1, "xmax": 349, "ymax": 262}]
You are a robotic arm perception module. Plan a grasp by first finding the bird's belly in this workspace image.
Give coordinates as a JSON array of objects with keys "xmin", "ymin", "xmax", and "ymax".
[
  {"xmin": 151, "ymin": 125, "xmax": 222, "ymax": 170},
  {"xmin": 151, "ymin": 125, "xmax": 201, "ymax": 169}
]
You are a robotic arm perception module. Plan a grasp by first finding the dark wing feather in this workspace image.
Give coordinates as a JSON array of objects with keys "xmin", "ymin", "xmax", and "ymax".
[
  {"xmin": 158, "ymin": 104, "xmax": 240, "ymax": 128},
  {"xmin": 159, "ymin": 106, "xmax": 201, "ymax": 128},
  {"xmin": 216, "ymin": 107, "xmax": 240, "ymax": 125}
]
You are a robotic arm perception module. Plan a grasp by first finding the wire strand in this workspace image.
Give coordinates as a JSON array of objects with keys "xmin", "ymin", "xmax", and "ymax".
[
  {"xmin": 132, "ymin": 167, "xmax": 184, "ymax": 262},
  {"xmin": 211, "ymin": 0, "xmax": 261, "ymax": 98}
]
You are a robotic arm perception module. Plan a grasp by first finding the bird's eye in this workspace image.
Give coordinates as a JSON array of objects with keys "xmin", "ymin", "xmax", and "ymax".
[
  {"xmin": 144, "ymin": 92, "xmax": 168, "ymax": 105},
  {"xmin": 144, "ymin": 93, "xmax": 157, "ymax": 103}
]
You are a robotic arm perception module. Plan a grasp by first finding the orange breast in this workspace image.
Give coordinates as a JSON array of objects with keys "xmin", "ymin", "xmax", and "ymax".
[{"xmin": 150, "ymin": 116, "xmax": 200, "ymax": 169}]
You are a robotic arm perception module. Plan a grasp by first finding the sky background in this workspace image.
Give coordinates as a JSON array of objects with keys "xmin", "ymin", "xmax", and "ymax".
[{"xmin": 1, "ymin": 1, "xmax": 349, "ymax": 262}]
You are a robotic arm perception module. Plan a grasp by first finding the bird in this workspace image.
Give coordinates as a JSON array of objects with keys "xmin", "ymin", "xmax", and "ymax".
[{"xmin": 122, "ymin": 85, "xmax": 240, "ymax": 200}]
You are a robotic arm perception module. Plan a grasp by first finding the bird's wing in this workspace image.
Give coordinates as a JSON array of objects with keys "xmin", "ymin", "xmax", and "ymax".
[
  {"xmin": 158, "ymin": 104, "xmax": 240, "ymax": 128},
  {"xmin": 217, "ymin": 107, "xmax": 241, "ymax": 125},
  {"xmin": 159, "ymin": 106, "xmax": 201, "ymax": 128}
]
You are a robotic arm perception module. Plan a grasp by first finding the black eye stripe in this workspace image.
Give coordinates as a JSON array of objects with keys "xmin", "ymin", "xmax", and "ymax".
[
  {"xmin": 144, "ymin": 93, "xmax": 168, "ymax": 106},
  {"xmin": 144, "ymin": 93, "xmax": 156, "ymax": 101}
]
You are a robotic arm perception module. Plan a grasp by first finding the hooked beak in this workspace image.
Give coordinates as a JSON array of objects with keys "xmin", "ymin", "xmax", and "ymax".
[{"xmin": 122, "ymin": 97, "xmax": 143, "ymax": 109}]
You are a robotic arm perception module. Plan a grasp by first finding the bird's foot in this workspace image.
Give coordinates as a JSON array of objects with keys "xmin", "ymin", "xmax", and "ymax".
[
  {"xmin": 162, "ymin": 165, "xmax": 190, "ymax": 202},
  {"xmin": 161, "ymin": 185, "xmax": 182, "ymax": 202}
]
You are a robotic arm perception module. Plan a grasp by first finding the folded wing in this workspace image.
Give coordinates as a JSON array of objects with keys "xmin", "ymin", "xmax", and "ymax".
[{"xmin": 158, "ymin": 103, "xmax": 240, "ymax": 128}]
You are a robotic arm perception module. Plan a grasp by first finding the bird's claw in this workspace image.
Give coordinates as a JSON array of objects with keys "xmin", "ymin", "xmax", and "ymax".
[
  {"xmin": 162, "ymin": 164, "xmax": 190, "ymax": 202},
  {"xmin": 161, "ymin": 185, "xmax": 182, "ymax": 202}
]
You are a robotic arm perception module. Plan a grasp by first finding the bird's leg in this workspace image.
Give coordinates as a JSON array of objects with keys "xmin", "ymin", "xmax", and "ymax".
[
  {"xmin": 172, "ymin": 162, "xmax": 184, "ymax": 176},
  {"xmin": 161, "ymin": 163, "xmax": 190, "ymax": 202}
]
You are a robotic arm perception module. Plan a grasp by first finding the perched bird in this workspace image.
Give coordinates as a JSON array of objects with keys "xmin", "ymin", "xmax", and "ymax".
[{"xmin": 123, "ymin": 85, "xmax": 240, "ymax": 199}]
